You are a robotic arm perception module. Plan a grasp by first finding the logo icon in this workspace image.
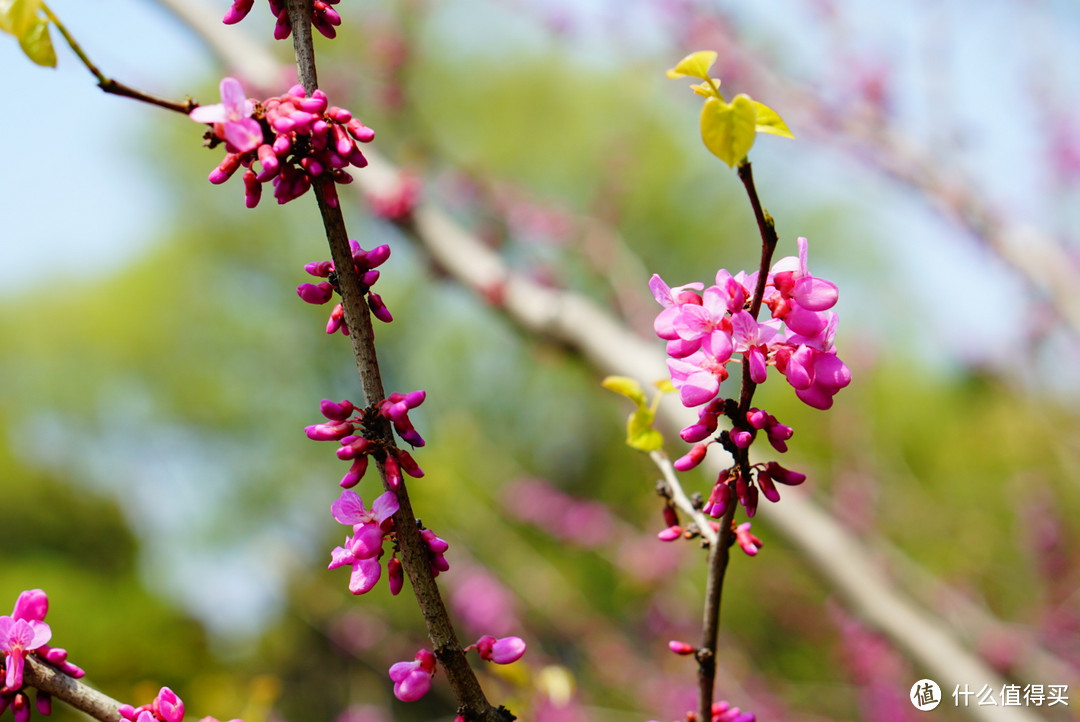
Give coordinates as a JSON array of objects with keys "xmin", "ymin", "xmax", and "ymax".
[{"xmin": 910, "ymin": 679, "xmax": 941, "ymax": 711}]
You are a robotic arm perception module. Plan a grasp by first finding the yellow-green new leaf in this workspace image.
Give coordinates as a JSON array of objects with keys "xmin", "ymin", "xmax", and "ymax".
[
  {"xmin": 654, "ymin": 379, "xmax": 676, "ymax": 394},
  {"xmin": 700, "ymin": 94, "xmax": 757, "ymax": 168},
  {"xmin": 752, "ymin": 101, "xmax": 794, "ymax": 139},
  {"xmin": 690, "ymin": 80, "xmax": 722, "ymax": 99},
  {"xmin": 602, "ymin": 375, "xmax": 647, "ymax": 407},
  {"xmin": 0, "ymin": 0, "xmax": 40, "ymax": 36},
  {"xmin": 666, "ymin": 50, "xmax": 717, "ymax": 80},
  {"xmin": 627, "ymin": 407, "xmax": 664, "ymax": 452},
  {"xmin": 19, "ymin": 15, "xmax": 55, "ymax": 67}
]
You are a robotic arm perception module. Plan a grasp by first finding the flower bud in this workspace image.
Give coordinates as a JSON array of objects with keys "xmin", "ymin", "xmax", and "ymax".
[
  {"xmin": 668, "ymin": 640, "xmax": 696, "ymax": 655},
  {"xmin": 475, "ymin": 635, "xmax": 527, "ymax": 664}
]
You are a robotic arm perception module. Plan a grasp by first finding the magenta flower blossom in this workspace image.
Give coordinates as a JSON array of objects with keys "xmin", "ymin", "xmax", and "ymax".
[
  {"xmin": 2, "ymin": 589, "xmax": 83, "ymax": 685},
  {"xmin": 388, "ymin": 649, "xmax": 437, "ymax": 702},
  {"xmin": 668, "ymin": 640, "xmax": 696, "ymax": 656},
  {"xmin": 223, "ymin": 0, "xmax": 342, "ymax": 39},
  {"xmin": 734, "ymin": 522, "xmax": 763, "ymax": 557},
  {"xmin": 473, "ymin": 635, "xmax": 527, "ymax": 665},
  {"xmin": 298, "ymin": 241, "xmax": 393, "ymax": 334},
  {"xmin": 328, "ymin": 489, "xmax": 407, "ymax": 594},
  {"xmin": 305, "ymin": 393, "xmax": 427, "ymax": 489},
  {"xmin": 421, "ymin": 528, "xmax": 451, "ymax": 577},
  {"xmin": 329, "ymin": 544, "xmax": 382, "ymax": 595},
  {"xmin": 117, "ymin": 687, "xmax": 185, "ymax": 722},
  {"xmin": 189, "ymin": 78, "xmax": 262, "ymax": 154},
  {"xmin": 666, "ymin": 334, "xmax": 732, "ymax": 407},
  {"xmin": 332, "ymin": 489, "xmax": 399, "ymax": 533},
  {"xmin": 0, "ymin": 616, "xmax": 51, "ymax": 690},
  {"xmin": 649, "ymin": 236, "xmax": 850, "ymax": 518},
  {"xmin": 194, "ymin": 83, "xmax": 374, "ymax": 208},
  {"xmin": 329, "ymin": 490, "xmax": 399, "ymax": 594}
]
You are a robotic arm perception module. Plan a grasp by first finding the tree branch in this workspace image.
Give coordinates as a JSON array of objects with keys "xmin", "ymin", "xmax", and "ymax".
[
  {"xmin": 282, "ymin": 2, "xmax": 509, "ymax": 719},
  {"xmin": 22, "ymin": 656, "xmax": 122, "ymax": 722}
]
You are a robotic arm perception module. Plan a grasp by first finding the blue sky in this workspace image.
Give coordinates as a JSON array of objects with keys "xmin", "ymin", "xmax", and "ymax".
[{"xmin": 1, "ymin": 1, "xmax": 211, "ymax": 285}]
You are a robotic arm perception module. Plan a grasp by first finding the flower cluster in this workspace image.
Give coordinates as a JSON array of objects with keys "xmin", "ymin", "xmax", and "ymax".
[
  {"xmin": 119, "ymin": 687, "xmax": 241, "ymax": 722},
  {"xmin": 652, "ymin": 237, "xmax": 849, "ymax": 412},
  {"xmin": 328, "ymin": 488, "xmax": 451, "ymax": 595},
  {"xmin": 297, "ymin": 240, "xmax": 393, "ymax": 335},
  {"xmin": 389, "ymin": 637, "xmax": 526, "ymax": 703},
  {"xmin": 1, "ymin": 589, "xmax": 83, "ymax": 720},
  {"xmin": 658, "ymin": 500, "xmax": 764, "ymax": 557},
  {"xmin": 329, "ymin": 489, "xmax": 400, "ymax": 595},
  {"xmin": 305, "ymin": 394, "xmax": 425, "ymax": 489},
  {"xmin": 118, "ymin": 688, "xmax": 184, "ymax": 722},
  {"xmin": 222, "ymin": 0, "xmax": 342, "ymax": 40},
  {"xmin": 190, "ymin": 78, "xmax": 374, "ymax": 208},
  {"xmin": 651, "ymin": 237, "xmax": 850, "ymax": 521}
]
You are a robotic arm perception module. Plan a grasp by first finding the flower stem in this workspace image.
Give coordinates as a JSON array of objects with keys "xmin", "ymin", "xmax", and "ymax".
[
  {"xmin": 284, "ymin": 2, "xmax": 510, "ymax": 719},
  {"xmin": 697, "ymin": 159, "xmax": 780, "ymax": 721}
]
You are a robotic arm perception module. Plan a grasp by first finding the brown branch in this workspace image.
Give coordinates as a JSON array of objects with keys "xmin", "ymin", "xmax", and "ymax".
[
  {"xmin": 95, "ymin": 79, "xmax": 195, "ymax": 114},
  {"xmin": 695, "ymin": 159, "xmax": 783, "ymax": 720},
  {"xmin": 22, "ymin": 656, "xmax": 122, "ymax": 722},
  {"xmin": 41, "ymin": 3, "xmax": 193, "ymax": 114},
  {"xmin": 283, "ymin": 2, "xmax": 509, "ymax": 719}
]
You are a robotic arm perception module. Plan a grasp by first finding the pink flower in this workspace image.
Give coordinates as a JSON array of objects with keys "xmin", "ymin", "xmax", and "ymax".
[
  {"xmin": 421, "ymin": 528, "xmax": 451, "ymax": 577},
  {"xmin": 666, "ymin": 334, "xmax": 732, "ymax": 407},
  {"xmin": 4, "ymin": 589, "xmax": 83, "ymax": 682},
  {"xmin": 730, "ymin": 311, "xmax": 781, "ymax": 384},
  {"xmin": 298, "ymin": 241, "xmax": 393, "ymax": 332},
  {"xmin": 388, "ymin": 649, "xmax": 436, "ymax": 702},
  {"xmin": 329, "ymin": 490, "xmax": 399, "ymax": 594},
  {"xmin": 474, "ymin": 635, "xmax": 526, "ymax": 664},
  {"xmin": 223, "ymin": 0, "xmax": 342, "ymax": 39},
  {"xmin": 328, "ymin": 545, "xmax": 382, "ymax": 595},
  {"xmin": 668, "ymin": 640, "xmax": 696, "ymax": 655},
  {"xmin": 197, "ymin": 84, "xmax": 374, "ymax": 208},
  {"xmin": 331, "ymin": 489, "xmax": 399, "ymax": 529},
  {"xmin": 734, "ymin": 522, "xmax": 763, "ymax": 557},
  {"xmin": 10, "ymin": 591, "xmax": 47, "ymax": 624},
  {"xmin": 117, "ymin": 687, "xmax": 185, "ymax": 722},
  {"xmin": 189, "ymin": 78, "xmax": 262, "ymax": 154},
  {"xmin": 0, "ymin": 616, "xmax": 51, "ymax": 690}
]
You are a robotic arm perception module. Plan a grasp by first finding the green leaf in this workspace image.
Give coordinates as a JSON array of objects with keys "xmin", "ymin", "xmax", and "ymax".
[
  {"xmin": 626, "ymin": 407, "xmax": 663, "ymax": 452},
  {"xmin": 752, "ymin": 101, "xmax": 795, "ymax": 139},
  {"xmin": 18, "ymin": 15, "xmax": 55, "ymax": 67},
  {"xmin": 602, "ymin": 375, "xmax": 647, "ymax": 407},
  {"xmin": 700, "ymin": 93, "xmax": 757, "ymax": 168},
  {"xmin": 666, "ymin": 50, "xmax": 717, "ymax": 80},
  {"xmin": 1, "ymin": 0, "xmax": 40, "ymax": 37}
]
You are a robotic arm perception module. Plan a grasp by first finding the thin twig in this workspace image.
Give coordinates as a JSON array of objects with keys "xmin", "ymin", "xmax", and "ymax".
[
  {"xmin": 649, "ymin": 449, "xmax": 718, "ymax": 546},
  {"xmin": 41, "ymin": 3, "xmax": 194, "ymax": 114}
]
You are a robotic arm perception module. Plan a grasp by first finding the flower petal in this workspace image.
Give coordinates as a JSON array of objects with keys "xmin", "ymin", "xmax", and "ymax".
[
  {"xmin": 331, "ymin": 490, "xmax": 367, "ymax": 525},
  {"xmin": 219, "ymin": 77, "xmax": 248, "ymax": 116},
  {"xmin": 224, "ymin": 117, "xmax": 263, "ymax": 154},
  {"xmin": 188, "ymin": 103, "xmax": 227, "ymax": 124}
]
